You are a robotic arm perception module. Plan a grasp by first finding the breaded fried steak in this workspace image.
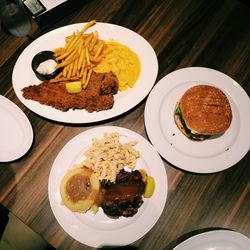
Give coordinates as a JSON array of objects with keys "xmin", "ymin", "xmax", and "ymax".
[
  {"xmin": 22, "ymin": 72, "xmax": 119, "ymax": 112},
  {"xmin": 174, "ymin": 85, "xmax": 232, "ymax": 141}
]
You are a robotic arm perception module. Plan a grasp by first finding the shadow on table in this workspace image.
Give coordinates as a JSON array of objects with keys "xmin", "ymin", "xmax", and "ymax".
[
  {"xmin": 0, "ymin": 204, "xmax": 55, "ymax": 250},
  {"xmin": 164, "ymin": 227, "xmax": 232, "ymax": 250},
  {"xmin": 99, "ymin": 246, "xmax": 138, "ymax": 250}
]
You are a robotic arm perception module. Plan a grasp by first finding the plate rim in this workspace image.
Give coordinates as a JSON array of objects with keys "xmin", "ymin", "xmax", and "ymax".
[
  {"xmin": 144, "ymin": 67, "xmax": 250, "ymax": 173},
  {"xmin": 48, "ymin": 126, "xmax": 168, "ymax": 247},
  {"xmin": 0, "ymin": 95, "xmax": 33, "ymax": 162},
  {"xmin": 172, "ymin": 230, "xmax": 250, "ymax": 250},
  {"xmin": 12, "ymin": 22, "xmax": 158, "ymax": 124}
]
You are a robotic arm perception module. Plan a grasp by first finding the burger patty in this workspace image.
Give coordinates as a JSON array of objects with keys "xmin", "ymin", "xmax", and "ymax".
[{"xmin": 174, "ymin": 105, "xmax": 211, "ymax": 141}]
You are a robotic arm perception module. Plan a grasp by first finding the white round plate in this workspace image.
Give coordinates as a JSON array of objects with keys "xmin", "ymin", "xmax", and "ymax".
[
  {"xmin": 144, "ymin": 67, "xmax": 250, "ymax": 173},
  {"xmin": 172, "ymin": 230, "xmax": 250, "ymax": 250},
  {"xmin": 0, "ymin": 95, "xmax": 33, "ymax": 162},
  {"xmin": 48, "ymin": 126, "xmax": 168, "ymax": 247},
  {"xmin": 12, "ymin": 22, "xmax": 158, "ymax": 123}
]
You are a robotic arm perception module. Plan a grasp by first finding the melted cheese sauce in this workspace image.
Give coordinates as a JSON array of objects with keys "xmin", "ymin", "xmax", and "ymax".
[{"xmin": 94, "ymin": 40, "xmax": 141, "ymax": 91}]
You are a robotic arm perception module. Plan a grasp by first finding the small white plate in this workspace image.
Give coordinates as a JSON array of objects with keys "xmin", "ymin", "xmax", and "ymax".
[
  {"xmin": 12, "ymin": 22, "xmax": 158, "ymax": 123},
  {"xmin": 144, "ymin": 67, "xmax": 250, "ymax": 173},
  {"xmin": 48, "ymin": 126, "xmax": 168, "ymax": 247},
  {"xmin": 173, "ymin": 230, "xmax": 250, "ymax": 250},
  {"xmin": 0, "ymin": 95, "xmax": 33, "ymax": 162}
]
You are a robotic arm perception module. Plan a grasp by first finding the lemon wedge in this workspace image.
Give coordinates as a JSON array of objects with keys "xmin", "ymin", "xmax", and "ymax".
[
  {"xmin": 143, "ymin": 175, "xmax": 155, "ymax": 198},
  {"xmin": 66, "ymin": 81, "xmax": 82, "ymax": 93}
]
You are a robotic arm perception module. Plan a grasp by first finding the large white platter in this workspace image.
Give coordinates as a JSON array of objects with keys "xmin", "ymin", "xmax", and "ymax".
[
  {"xmin": 144, "ymin": 67, "xmax": 250, "ymax": 173},
  {"xmin": 173, "ymin": 230, "xmax": 250, "ymax": 250},
  {"xmin": 12, "ymin": 22, "xmax": 158, "ymax": 123},
  {"xmin": 48, "ymin": 126, "xmax": 168, "ymax": 247},
  {"xmin": 0, "ymin": 95, "xmax": 33, "ymax": 162}
]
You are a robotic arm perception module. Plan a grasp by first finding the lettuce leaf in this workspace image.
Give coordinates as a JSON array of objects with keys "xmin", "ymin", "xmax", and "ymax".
[{"xmin": 175, "ymin": 105, "xmax": 181, "ymax": 115}]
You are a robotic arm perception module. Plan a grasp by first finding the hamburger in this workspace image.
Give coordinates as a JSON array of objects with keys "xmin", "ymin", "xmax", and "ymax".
[{"xmin": 174, "ymin": 85, "xmax": 232, "ymax": 141}]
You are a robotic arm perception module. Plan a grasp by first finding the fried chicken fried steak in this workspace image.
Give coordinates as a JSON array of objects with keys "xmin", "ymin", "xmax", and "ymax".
[{"xmin": 22, "ymin": 71, "xmax": 119, "ymax": 112}]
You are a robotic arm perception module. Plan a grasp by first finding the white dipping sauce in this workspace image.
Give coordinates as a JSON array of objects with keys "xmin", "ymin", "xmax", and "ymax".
[{"xmin": 36, "ymin": 59, "xmax": 57, "ymax": 74}]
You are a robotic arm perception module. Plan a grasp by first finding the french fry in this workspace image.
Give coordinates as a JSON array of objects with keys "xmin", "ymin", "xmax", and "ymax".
[
  {"xmin": 66, "ymin": 48, "xmax": 79, "ymax": 61},
  {"xmin": 89, "ymin": 52, "xmax": 102, "ymax": 63},
  {"xmin": 49, "ymin": 76, "xmax": 80, "ymax": 83},
  {"xmin": 89, "ymin": 31, "xmax": 98, "ymax": 51},
  {"xmin": 95, "ymin": 42, "xmax": 104, "ymax": 57},
  {"xmin": 80, "ymin": 57, "xmax": 86, "ymax": 77},
  {"xmin": 80, "ymin": 20, "xmax": 96, "ymax": 34},
  {"xmin": 84, "ymin": 33, "xmax": 93, "ymax": 46},
  {"xmin": 55, "ymin": 72, "xmax": 63, "ymax": 78},
  {"xmin": 62, "ymin": 65, "xmax": 69, "ymax": 77},
  {"xmin": 72, "ymin": 58, "xmax": 78, "ymax": 76},
  {"xmin": 55, "ymin": 46, "xmax": 74, "ymax": 61},
  {"xmin": 55, "ymin": 34, "xmax": 81, "ymax": 61},
  {"xmin": 56, "ymin": 53, "xmax": 79, "ymax": 69},
  {"xmin": 53, "ymin": 47, "xmax": 64, "ymax": 56},
  {"xmin": 83, "ymin": 69, "xmax": 93, "ymax": 89},
  {"xmin": 81, "ymin": 67, "xmax": 87, "ymax": 85},
  {"xmin": 85, "ymin": 48, "xmax": 90, "ymax": 65},
  {"xmin": 77, "ymin": 46, "xmax": 85, "ymax": 70},
  {"xmin": 65, "ymin": 31, "xmax": 76, "ymax": 43},
  {"xmin": 66, "ymin": 31, "xmax": 81, "ymax": 50},
  {"xmin": 67, "ymin": 62, "xmax": 73, "ymax": 78}
]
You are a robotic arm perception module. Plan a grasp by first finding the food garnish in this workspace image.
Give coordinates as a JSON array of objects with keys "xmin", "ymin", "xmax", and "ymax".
[
  {"xmin": 65, "ymin": 81, "xmax": 82, "ymax": 93},
  {"xmin": 175, "ymin": 105, "xmax": 181, "ymax": 115},
  {"xmin": 143, "ymin": 175, "xmax": 155, "ymax": 198}
]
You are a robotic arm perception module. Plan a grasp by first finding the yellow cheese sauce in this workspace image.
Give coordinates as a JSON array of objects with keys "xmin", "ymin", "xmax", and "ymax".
[{"xmin": 94, "ymin": 40, "xmax": 141, "ymax": 91}]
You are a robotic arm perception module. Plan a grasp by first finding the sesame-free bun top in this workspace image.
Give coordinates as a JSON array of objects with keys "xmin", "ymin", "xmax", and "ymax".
[{"xmin": 180, "ymin": 85, "xmax": 232, "ymax": 135}]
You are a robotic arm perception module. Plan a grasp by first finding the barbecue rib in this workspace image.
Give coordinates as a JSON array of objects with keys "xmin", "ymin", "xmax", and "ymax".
[
  {"xmin": 22, "ymin": 71, "xmax": 119, "ymax": 112},
  {"xmin": 101, "ymin": 170, "xmax": 145, "ymax": 218}
]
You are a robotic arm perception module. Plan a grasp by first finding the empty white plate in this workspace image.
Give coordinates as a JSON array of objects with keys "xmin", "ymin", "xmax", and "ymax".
[
  {"xmin": 172, "ymin": 230, "xmax": 250, "ymax": 250},
  {"xmin": 0, "ymin": 95, "xmax": 33, "ymax": 162}
]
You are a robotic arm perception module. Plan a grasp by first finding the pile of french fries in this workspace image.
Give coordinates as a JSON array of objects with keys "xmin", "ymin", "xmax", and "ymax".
[{"xmin": 50, "ymin": 20, "xmax": 104, "ymax": 89}]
